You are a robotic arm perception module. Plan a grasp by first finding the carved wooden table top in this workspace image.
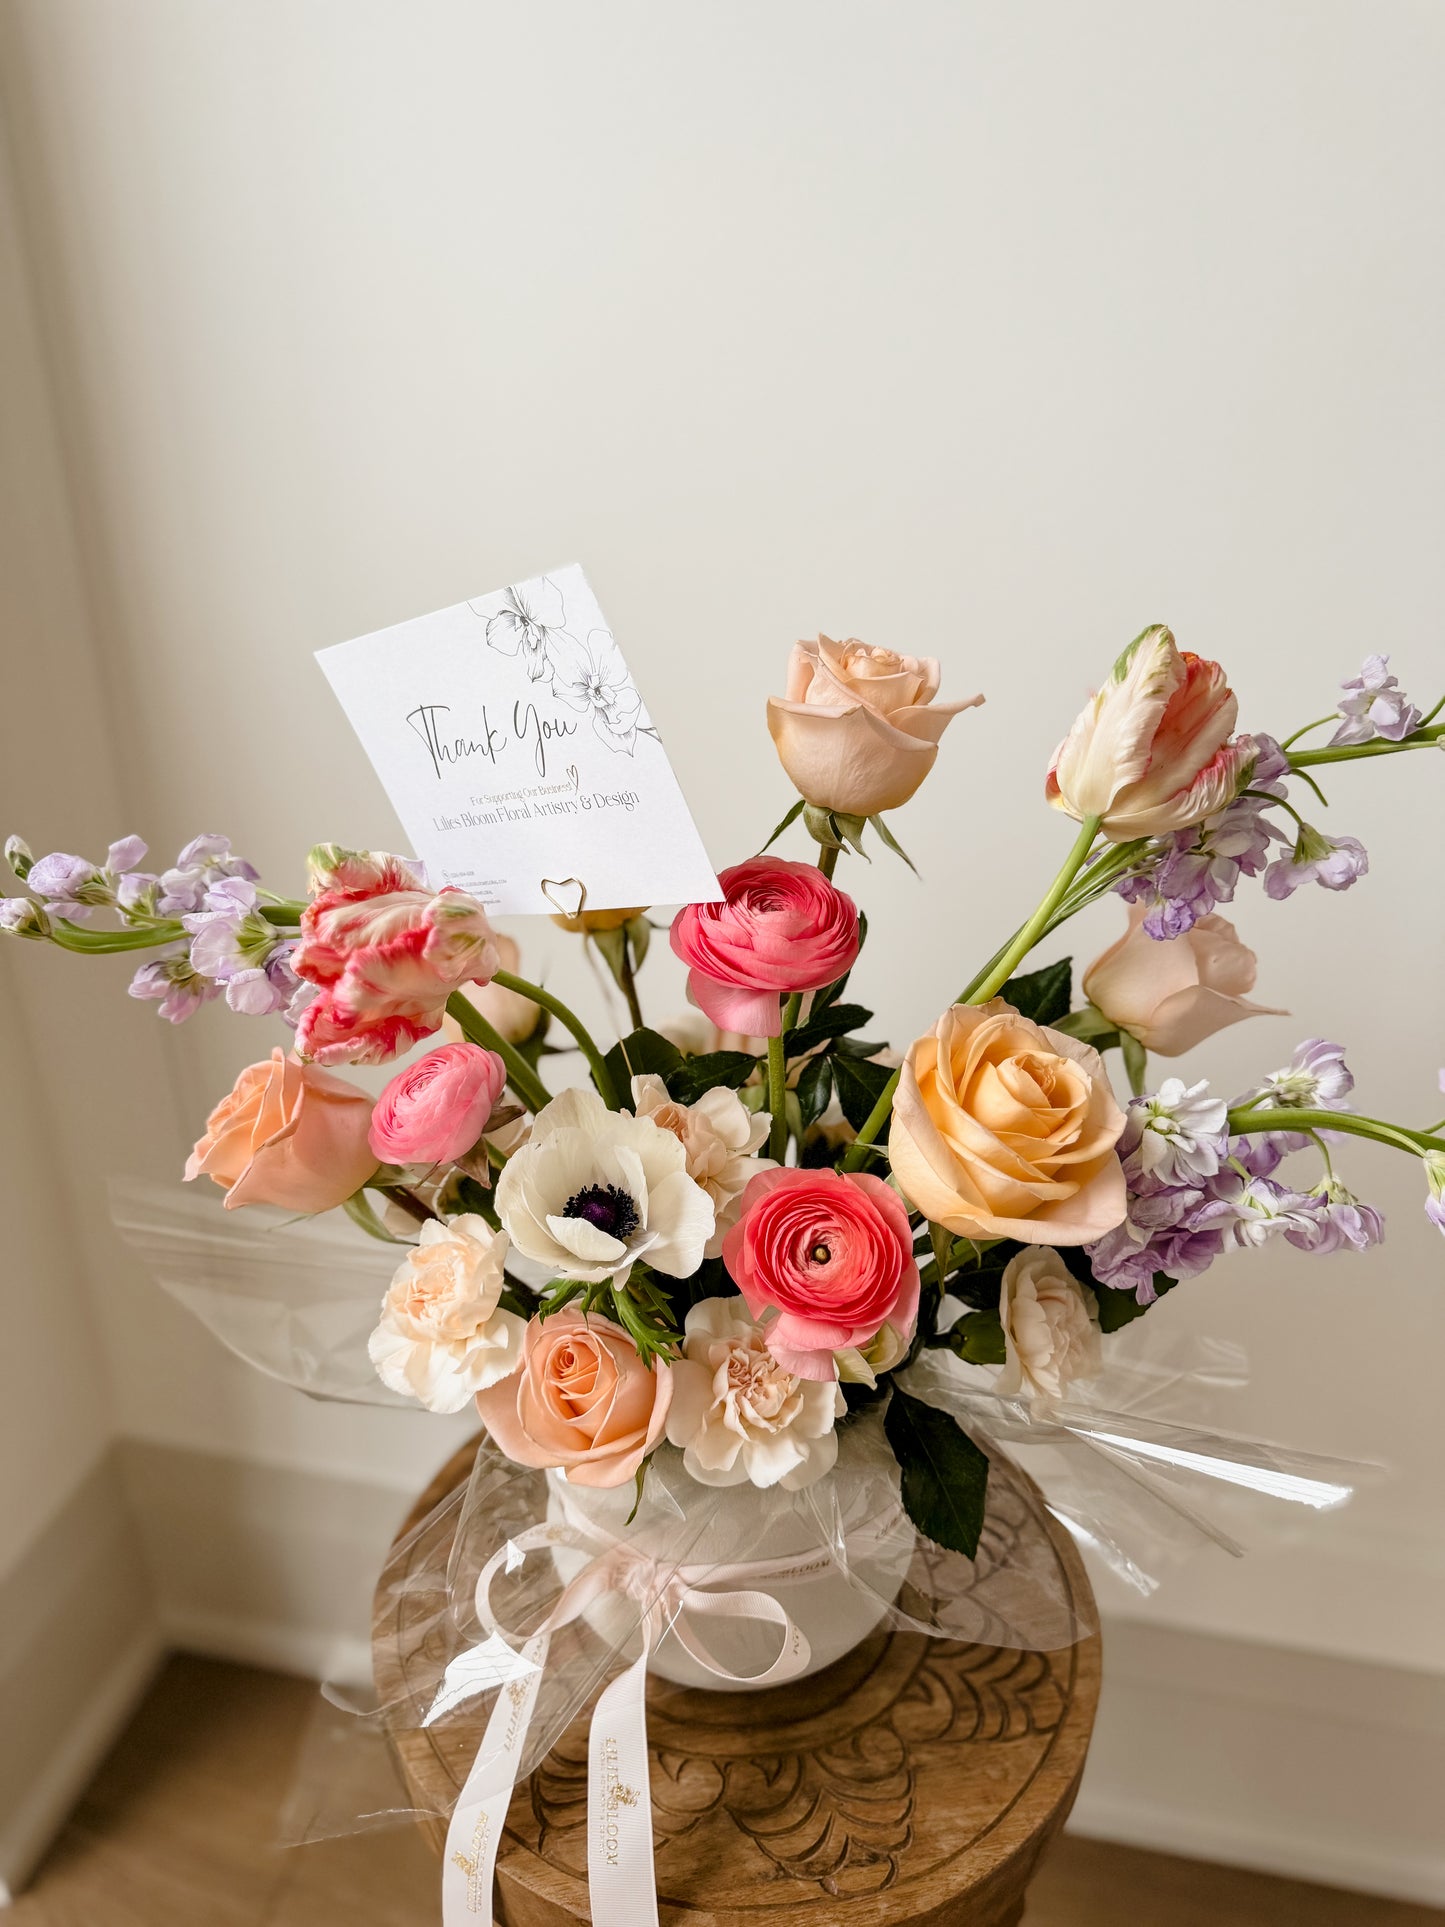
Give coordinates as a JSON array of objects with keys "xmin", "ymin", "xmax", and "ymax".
[{"xmin": 372, "ymin": 1437, "xmax": 1101, "ymax": 1927}]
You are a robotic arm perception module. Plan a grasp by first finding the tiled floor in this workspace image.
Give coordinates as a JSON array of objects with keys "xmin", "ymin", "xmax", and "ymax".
[{"xmin": 9, "ymin": 1656, "xmax": 1442, "ymax": 1926}]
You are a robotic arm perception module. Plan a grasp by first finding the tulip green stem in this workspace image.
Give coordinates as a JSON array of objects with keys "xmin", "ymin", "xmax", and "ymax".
[
  {"xmin": 490, "ymin": 968, "xmax": 620, "ymax": 1107},
  {"xmin": 445, "ymin": 993, "xmax": 551, "ymax": 1114},
  {"xmin": 1226, "ymin": 1106, "xmax": 1445, "ymax": 1159},
  {"xmin": 1289, "ymin": 723, "xmax": 1445, "ymax": 768},
  {"xmin": 767, "ymin": 1033, "xmax": 789, "ymax": 1163},
  {"xmin": 958, "ymin": 816, "xmax": 1102, "ymax": 1004}
]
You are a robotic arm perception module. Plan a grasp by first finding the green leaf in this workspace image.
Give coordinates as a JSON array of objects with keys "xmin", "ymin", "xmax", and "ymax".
[
  {"xmin": 867, "ymin": 812, "xmax": 920, "ymax": 875},
  {"xmin": 998, "ymin": 956, "xmax": 1073, "ymax": 1026},
  {"xmin": 1050, "ymin": 1006, "xmax": 1121, "ymax": 1050},
  {"xmin": 761, "ymin": 797, "xmax": 806, "ymax": 851},
  {"xmin": 1094, "ymin": 1273, "xmax": 1177, "ymax": 1332},
  {"xmin": 604, "ymin": 1027, "xmax": 683, "ymax": 1100},
  {"xmin": 832, "ymin": 1052, "xmax": 895, "ymax": 1133},
  {"xmin": 795, "ymin": 1051, "xmax": 834, "ymax": 1129},
  {"xmin": 665, "ymin": 1051, "xmax": 760, "ymax": 1106},
  {"xmin": 937, "ymin": 1310, "xmax": 1007, "ymax": 1365},
  {"xmin": 883, "ymin": 1386, "xmax": 990, "ymax": 1560},
  {"xmin": 785, "ymin": 1002, "xmax": 874, "ymax": 1057},
  {"xmin": 625, "ymin": 914, "xmax": 651, "ymax": 969},
  {"xmin": 1120, "ymin": 1030, "xmax": 1149, "ymax": 1096},
  {"xmin": 341, "ymin": 1190, "xmax": 410, "ymax": 1244}
]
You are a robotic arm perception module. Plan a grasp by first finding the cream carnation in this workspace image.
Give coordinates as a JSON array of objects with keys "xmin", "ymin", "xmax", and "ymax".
[
  {"xmin": 368, "ymin": 1214, "xmax": 524, "ymax": 1413},
  {"xmin": 493, "ymin": 1086, "xmax": 714, "ymax": 1286},
  {"xmin": 664, "ymin": 1297, "xmax": 844, "ymax": 1490},
  {"xmin": 995, "ymin": 1248, "xmax": 1102, "ymax": 1410},
  {"xmin": 629, "ymin": 1073, "xmax": 774, "ymax": 1256}
]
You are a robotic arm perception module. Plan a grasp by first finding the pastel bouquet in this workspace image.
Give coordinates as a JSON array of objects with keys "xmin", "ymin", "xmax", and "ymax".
[{"xmin": 6, "ymin": 625, "xmax": 1442, "ymax": 1922}]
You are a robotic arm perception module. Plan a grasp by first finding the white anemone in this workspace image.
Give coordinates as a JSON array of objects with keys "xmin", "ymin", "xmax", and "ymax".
[{"xmin": 493, "ymin": 1087, "xmax": 714, "ymax": 1286}]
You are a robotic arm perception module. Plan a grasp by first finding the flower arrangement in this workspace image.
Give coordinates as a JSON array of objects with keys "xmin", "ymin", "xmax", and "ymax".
[{"xmin": 6, "ymin": 629, "xmax": 1444, "ymax": 1564}]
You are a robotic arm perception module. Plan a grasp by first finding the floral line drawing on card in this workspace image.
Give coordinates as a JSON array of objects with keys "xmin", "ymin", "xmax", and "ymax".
[
  {"xmin": 550, "ymin": 627, "xmax": 655, "ymax": 756},
  {"xmin": 475, "ymin": 576, "xmax": 573, "ymax": 682}
]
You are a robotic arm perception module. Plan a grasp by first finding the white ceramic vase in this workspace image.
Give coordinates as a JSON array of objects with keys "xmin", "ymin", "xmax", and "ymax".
[{"xmin": 543, "ymin": 1420, "xmax": 915, "ymax": 1691}]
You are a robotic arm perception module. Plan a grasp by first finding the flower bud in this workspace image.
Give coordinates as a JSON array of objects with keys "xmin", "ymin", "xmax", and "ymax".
[
  {"xmin": 4, "ymin": 835, "xmax": 33, "ymax": 881},
  {"xmin": 0, "ymin": 896, "xmax": 50, "ymax": 938},
  {"xmin": 1046, "ymin": 626, "xmax": 1253, "ymax": 841}
]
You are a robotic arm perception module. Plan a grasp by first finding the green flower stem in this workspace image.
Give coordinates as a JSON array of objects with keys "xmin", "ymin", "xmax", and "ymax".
[
  {"xmin": 816, "ymin": 843, "xmax": 840, "ymax": 882},
  {"xmin": 491, "ymin": 968, "xmax": 620, "ymax": 1107},
  {"xmin": 614, "ymin": 936, "xmax": 644, "ymax": 1032},
  {"xmin": 1289, "ymin": 723, "xmax": 1444, "ymax": 769},
  {"xmin": 767, "ymin": 1033, "xmax": 789, "ymax": 1163},
  {"xmin": 958, "ymin": 816, "xmax": 1102, "ymax": 1004},
  {"xmin": 259, "ymin": 898, "xmax": 305, "ymax": 927},
  {"xmin": 445, "ymin": 992, "xmax": 551, "ymax": 1113},
  {"xmin": 46, "ymin": 918, "xmax": 186, "ymax": 953},
  {"xmin": 839, "ymin": 1067, "xmax": 900, "ymax": 1173},
  {"xmin": 781, "ymin": 990, "xmax": 803, "ymax": 1035},
  {"xmin": 1279, "ymin": 714, "xmax": 1338, "ymax": 750},
  {"xmin": 1226, "ymin": 1106, "xmax": 1445, "ymax": 1159}
]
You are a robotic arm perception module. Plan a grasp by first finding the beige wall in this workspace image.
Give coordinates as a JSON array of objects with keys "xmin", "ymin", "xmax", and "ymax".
[{"xmin": 1, "ymin": 0, "xmax": 1442, "ymax": 1816}]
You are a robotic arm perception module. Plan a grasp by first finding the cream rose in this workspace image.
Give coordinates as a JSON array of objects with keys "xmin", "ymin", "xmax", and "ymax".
[
  {"xmin": 367, "ymin": 1215, "xmax": 525, "ymax": 1413},
  {"xmin": 767, "ymin": 635, "xmax": 983, "ymax": 817},
  {"xmin": 1082, "ymin": 905, "xmax": 1285, "ymax": 1056},
  {"xmin": 664, "ymin": 1297, "xmax": 844, "ymax": 1491},
  {"xmin": 889, "ymin": 1000, "xmax": 1127, "ymax": 1243},
  {"xmin": 995, "ymin": 1248, "xmax": 1102, "ymax": 1409},
  {"xmin": 629, "ymin": 1073, "xmax": 774, "ymax": 1255}
]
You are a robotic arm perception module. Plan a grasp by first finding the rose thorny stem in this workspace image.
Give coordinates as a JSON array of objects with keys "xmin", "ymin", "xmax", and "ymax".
[
  {"xmin": 490, "ymin": 968, "xmax": 621, "ymax": 1108},
  {"xmin": 445, "ymin": 993, "xmax": 551, "ymax": 1114},
  {"xmin": 957, "ymin": 815, "xmax": 1102, "ymax": 1005},
  {"xmin": 767, "ymin": 1032, "xmax": 789, "ymax": 1164},
  {"xmin": 1227, "ymin": 1106, "xmax": 1445, "ymax": 1158}
]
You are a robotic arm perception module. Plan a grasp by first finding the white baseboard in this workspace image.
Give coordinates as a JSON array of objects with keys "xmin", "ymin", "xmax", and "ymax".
[
  {"xmin": 161, "ymin": 1607, "xmax": 375, "ymax": 1691},
  {"xmin": 0, "ymin": 1625, "xmax": 164, "ymax": 1906},
  {"xmin": 1069, "ymin": 1616, "xmax": 1445, "ymax": 1907}
]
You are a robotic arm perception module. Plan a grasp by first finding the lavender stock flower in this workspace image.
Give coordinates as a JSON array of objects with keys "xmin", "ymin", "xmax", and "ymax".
[
  {"xmin": 128, "ymin": 947, "xmax": 221, "ymax": 1024},
  {"xmin": 1330, "ymin": 654, "xmax": 1422, "ymax": 747},
  {"xmin": 1264, "ymin": 826, "xmax": 1369, "ymax": 900},
  {"xmin": 1285, "ymin": 1182, "xmax": 1385, "ymax": 1254}
]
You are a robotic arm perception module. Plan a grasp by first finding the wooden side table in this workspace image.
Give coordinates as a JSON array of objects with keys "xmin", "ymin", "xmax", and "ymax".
[{"xmin": 373, "ymin": 1438, "xmax": 1100, "ymax": 1926}]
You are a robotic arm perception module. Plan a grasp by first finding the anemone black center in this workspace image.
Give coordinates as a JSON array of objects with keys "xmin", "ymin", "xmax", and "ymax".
[{"xmin": 562, "ymin": 1183, "xmax": 639, "ymax": 1240}]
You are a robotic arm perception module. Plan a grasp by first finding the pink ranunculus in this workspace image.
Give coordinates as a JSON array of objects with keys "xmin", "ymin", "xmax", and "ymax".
[
  {"xmin": 669, "ymin": 856, "xmax": 860, "ymax": 1039},
  {"xmin": 1046, "ymin": 627, "xmax": 1254, "ymax": 842},
  {"xmin": 292, "ymin": 845, "xmax": 501, "ymax": 1067},
  {"xmin": 184, "ymin": 1047, "xmax": 378, "ymax": 1212},
  {"xmin": 722, "ymin": 1167, "xmax": 920, "ymax": 1381},
  {"xmin": 369, "ymin": 1042, "xmax": 507, "ymax": 1165},
  {"xmin": 473, "ymin": 1311, "xmax": 673, "ymax": 1488}
]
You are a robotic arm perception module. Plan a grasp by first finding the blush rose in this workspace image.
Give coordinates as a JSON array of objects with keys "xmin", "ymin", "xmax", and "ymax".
[
  {"xmin": 473, "ymin": 1310, "xmax": 673, "ymax": 1488},
  {"xmin": 1082, "ymin": 905, "xmax": 1285, "ymax": 1056},
  {"xmin": 369, "ymin": 1042, "xmax": 507, "ymax": 1165},
  {"xmin": 184, "ymin": 1047, "xmax": 378, "ymax": 1212},
  {"xmin": 722, "ymin": 1167, "xmax": 920, "ymax": 1380},
  {"xmin": 669, "ymin": 856, "xmax": 860, "ymax": 1038}
]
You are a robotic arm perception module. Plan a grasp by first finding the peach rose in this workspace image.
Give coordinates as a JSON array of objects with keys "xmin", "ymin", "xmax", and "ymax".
[
  {"xmin": 889, "ymin": 1001, "xmax": 1127, "ymax": 1244},
  {"xmin": 767, "ymin": 635, "xmax": 983, "ymax": 817},
  {"xmin": 1082, "ymin": 905, "xmax": 1286, "ymax": 1056},
  {"xmin": 184, "ymin": 1047, "xmax": 378, "ymax": 1212},
  {"xmin": 473, "ymin": 1310, "xmax": 673, "ymax": 1488}
]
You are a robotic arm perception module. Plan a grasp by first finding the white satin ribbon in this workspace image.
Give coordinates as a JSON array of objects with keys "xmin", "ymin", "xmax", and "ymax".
[{"xmin": 440, "ymin": 1513, "xmax": 818, "ymax": 1925}]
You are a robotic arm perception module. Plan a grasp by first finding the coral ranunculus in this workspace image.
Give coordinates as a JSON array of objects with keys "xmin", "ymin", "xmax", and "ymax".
[
  {"xmin": 889, "ymin": 1000, "xmax": 1127, "ymax": 1244},
  {"xmin": 369, "ymin": 1042, "xmax": 507, "ymax": 1165},
  {"xmin": 292, "ymin": 845, "xmax": 501, "ymax": 1067},
  {"xmin": 1083, "ymin": 905, "xmax": 1286, "ymax": 1056},
  {"xmin": 473, "ymin": 1310, "xmax": 673, "ymax": 1489},
  {"xmin": 184, "ymin": 1047, "xmax": 378, "ymax": 1212},
  {"xmin": 722, "ymin": 1167, "xmax": 920, "ymax": 1380},
  {"xmin": 767, "ymin": 635, "xmax": 983, "ymax": 817},
  {"xmin": 669, "ymin": 856, "xmax": 860, "ymax": 1038},
  {"xmin": 1046, "ymin": 627, "xmax": 1254, "ymax": 841}
]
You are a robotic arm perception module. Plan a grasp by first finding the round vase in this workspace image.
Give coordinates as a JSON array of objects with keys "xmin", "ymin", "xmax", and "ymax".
[{"xmin": 543, "ymin": 1424, "xmax": 915, "ymax": 1691}]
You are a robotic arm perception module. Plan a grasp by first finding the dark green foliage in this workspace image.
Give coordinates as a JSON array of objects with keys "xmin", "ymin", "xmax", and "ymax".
[
  {"xmin": 666, "ymin": 1051, "xmax": 760, "ymax": 1105},
  {"xmin": 997, "ymin": 955, "xmax": 1073, "ymax": 1026},
  {"xmin": 831, "ymin": 1052, "xmax": 895, "ymax": 1132},
  {"xmin": 883, "ymin": 1386, "xmax": 990, "ymax": 1559}
]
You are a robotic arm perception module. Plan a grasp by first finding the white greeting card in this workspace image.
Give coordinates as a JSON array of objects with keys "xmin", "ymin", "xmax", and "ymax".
[{"xmin": 316, "ymin": 565, "xmax": 722, "ymax": 915}]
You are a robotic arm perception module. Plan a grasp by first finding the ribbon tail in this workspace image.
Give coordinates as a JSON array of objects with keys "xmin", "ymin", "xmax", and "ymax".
[
  {"xmin": 588, "ymin": 1649, "xmax": 659, "ymax": 1927},
  {"xmin": 442, "ymin": 1630, "xmax": 549, "ymax": 1924}
]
